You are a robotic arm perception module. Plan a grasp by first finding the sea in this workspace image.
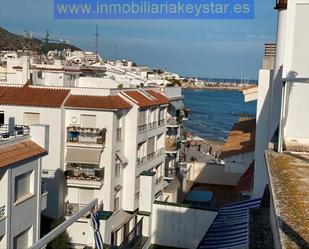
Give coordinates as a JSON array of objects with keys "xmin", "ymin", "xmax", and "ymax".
[{"xmin": 182, "ymin": 89, "xmax": 257, "ymax": 142}]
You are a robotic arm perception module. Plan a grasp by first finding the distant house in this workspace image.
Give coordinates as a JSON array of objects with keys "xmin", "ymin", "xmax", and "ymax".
[{"xmin": 219, "ymin": 118, "xmax": 256, "ymax": 174}]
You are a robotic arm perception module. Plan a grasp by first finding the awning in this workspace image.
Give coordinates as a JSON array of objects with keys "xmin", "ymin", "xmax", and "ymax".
[
  {"xmin": 116, "ymin": 151, "xmax": 128, "ymax": 165},
  {"xmin": 111, "ymin": 210, "xmax": 133, "ymax": 232},
  {"xmin": 65, "ymin": 147, "xmax": 102, "ymax": 164},
  {"xmin": 170, "ymin": 100, "xmax": 184, "ymax": 111},
  {"xmin": 198, "ymin": 198, "xmax": 261, "ymax": 249}
]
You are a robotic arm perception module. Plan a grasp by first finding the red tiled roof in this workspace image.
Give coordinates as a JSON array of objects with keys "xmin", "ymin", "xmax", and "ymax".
[
  {"xmin": 123, "ymin": 90, "xmax": 169, "ymax": 108},
  {"xmin": 0, "ymin": 86, "xmax": 70, "ymax": 108},
  {"xmin": 219, "ymin": 118, "xmax": 256, "ymax": 159},
  {"xmin": 0, "ymin": 140, "xmax": 47, "ymax": 169},
  {"xmin": 235, "ymin": 162, "xmax": 254, "ymax": 192},
  {"xmin": 64, "ymin": 95, "xmax": 132, "ymax": 110},
  {"xmin": 146, "ymin": 90, "xmax": 169, "ymax": 105}
]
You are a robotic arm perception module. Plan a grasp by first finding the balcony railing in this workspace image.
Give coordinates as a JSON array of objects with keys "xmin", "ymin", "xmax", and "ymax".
[
  {"xmin": 167, "ymin": 117, "xmax": 181, "ymax": 126},
  {"xmin": 119, "ymin": 218, "xmax": 143, "ymax": 248},
  {"xmin": 137, "ymin": 148, "xmax": 164, "ymax": 166},
  {"xmin": 138, "ymin": 120, "xmax": 166, "ymax": 133},
  {"xmin": 65, "ymin": 202, "xmax": 103, "ymax": 217},
  {"xmin": 67, "ymin": 126, "xmax": 106, "ymax": 145},
  {"xmin": 138, "ymin": 124, "xmax": 147, "ymax": 133},
  {"xmin": 0, "ymin": 124, "xmax": 30, "ymax": 141},
  {"xmin": 158, "ymin": 119, "xmax": 165, "ymax": 127},
  {"xmin": 65, "ymin": 164, "xmax": 104, "ymax": 182},
  {"xmin": 0, "ymin": 205, "xmax": 5, "ymax": 218},
  {"xmin": 155, "ymin": 176, "xmax": 163, "ymax": 185}
]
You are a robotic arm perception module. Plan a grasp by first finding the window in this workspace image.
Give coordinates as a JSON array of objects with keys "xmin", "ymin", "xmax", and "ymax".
[
  {"xmin": 116, "ymin": 128, "xmax": 121, "ymax": 142},
  {"xmin": 138, "ymin": 110, "xmax": 147, "ymax": 126},
  {"xmin": 115, "ymin": 159, "xmax": 121, "ymax": 177},
  {"xmin": 0, "ymin": 112, "xmax": 4, "ymax": 125},
  {"xmin": 147, "ymin": 137, "xmax": 155, "ymax": 158},
  {"xmin": 15, "ymin": 171, "xmax": 33, "ymax": 202},
  {"xmin": 81, "ymin": 114, "xmax": 96, "ymax": 128},
  {"xmin": 24, "ymin": 113, "xmax": 40, "ymax": 126},
  {"xmin": 37, "ymin": 71, "xmax": 44, "ymax": 79},
  {"xmin": 13, "ymin": 228, "xmax": 31, "ymax": 249}
]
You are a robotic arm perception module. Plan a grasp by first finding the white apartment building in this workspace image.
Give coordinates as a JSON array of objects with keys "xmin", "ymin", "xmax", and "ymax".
[
  {"xmin": 0, "ymin": 84, "xmax": 170, "ymax": 248},
  {"xmin": 0, "ymin": 122, "xmax": 48, "ymax": 249}
]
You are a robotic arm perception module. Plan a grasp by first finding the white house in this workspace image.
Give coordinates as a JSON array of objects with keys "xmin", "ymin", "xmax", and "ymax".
[{"xmin": 0, "ymin": 122, "xmax": 48, "ymax": 249}]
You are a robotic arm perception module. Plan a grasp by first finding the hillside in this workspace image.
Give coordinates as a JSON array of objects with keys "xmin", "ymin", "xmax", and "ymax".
[{"xmin": 0, "ymin": 27, "xmax": 80, "ymax": 52}]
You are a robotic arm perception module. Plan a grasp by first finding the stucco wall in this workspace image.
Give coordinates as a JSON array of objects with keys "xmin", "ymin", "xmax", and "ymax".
[{"xmin": 151, "ymin": 202, "xmax": 217, "ymax": 249}]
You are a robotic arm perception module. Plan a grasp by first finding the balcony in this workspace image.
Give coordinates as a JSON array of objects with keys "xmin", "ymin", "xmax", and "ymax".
[
  {"xmin": 41, "ymin": 182, "xmax": 48, "ymax": 211},
  {"xmin": 137, "ymin": 148, "xmax": 165, "ymax": 167},
  {"xmin": 65, "ymin": 202, "xmax": 103, "ymax": 218},
  {"xmin": 167, "ymin": 117, "xmax": 181, "ymax": 127},
  {"xmin": 0, "ymin": 205, "xmax": 6, "ymax": 237},
  {"xmin": 67, "ymin": 126, "xmax": 106, "ymax": 147},
  {"xmin": 138, "ymin": 120, "xmax": 166, "ymax": 134},
  {"xmin": 65, "ymin": 164, "xmax": 104, "ymax": 189},
  {"xmin": 0, "ymin": 124, "xmax": 30, "ymax": 141}
]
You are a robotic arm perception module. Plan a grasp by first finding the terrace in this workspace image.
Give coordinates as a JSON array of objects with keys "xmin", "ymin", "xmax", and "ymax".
[
  {"xmin": 0, "ymin": 124, "xmax": 30, "ymax": 142},
  {"xmin": 137, "ymin": 148, "xmax": 164, "ymax": 166},
  {"xmin": 65, "ymin": 163, "xmax": 104, "ymax": 189},
  {"xmin": 66, "ymin": 126, "xmax": 106, "ymax": 146}
]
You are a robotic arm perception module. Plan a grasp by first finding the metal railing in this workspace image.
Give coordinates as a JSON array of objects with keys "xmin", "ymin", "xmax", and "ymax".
[
  {"xmin": 167, "ymin": 117, "xmax": 181, "ymax": 126},
  {"xmin": 65, "ymin": 165, "xmax": 104, "ymax": 182},
  {"xmin": 137, "ymin": 124, "xmax": 147, "ymax": 133},
  {"xmin": 0, "ymin": 205, "xmax": 5, "ymax": 218},
  {"xmin": 67, "ymin": 127, "xmax": 106, "ymax": 145},
  {"xmin": 0, "ymin": 124, "xmax": 30, "ymax": 141},
  {"xmin": 137, "ymin": 148, "xmax": 164, "ymax": 166},
  {"xmin": 119, "ymin": 218, "xmax": 143, "ymax": 248}
]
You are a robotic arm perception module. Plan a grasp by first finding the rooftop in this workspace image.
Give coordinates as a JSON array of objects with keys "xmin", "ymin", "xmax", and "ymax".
[
  {"xmin": 0, "ymin": 85, "xmax": 70, "ymax": 108},
  {"xmin": 123, "ymin": 90, "xmax": 169, "ymax": 108},
  {"xmin": 0, "ymin": 139, "xmax": 47, "ymax": 169},
  {"xmin": 64, "ymin": 94, "xmax": 132, "ymax": 111},
  {"xmin": 219, "ymin": 118, "xmax": 256, "ymax": 159},
  {"xmin": 265, "ymin": 150, "xmax": 309, "ymax": 249}
]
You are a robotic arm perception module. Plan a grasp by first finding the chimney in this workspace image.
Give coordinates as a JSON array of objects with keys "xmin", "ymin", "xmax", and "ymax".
[{"xmin": 8, "ymin": 117, "xmax": 15, "ymax": 135}]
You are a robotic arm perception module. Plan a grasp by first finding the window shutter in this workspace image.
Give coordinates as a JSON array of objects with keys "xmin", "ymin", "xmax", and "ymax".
[
  {"xmin": 81, "ymin": 115, "xmax": 96, "ymax": 128},
  {"xmin": 138, "ymin": 110, "xmax": 147, "ymax": 125},
  {"xmin": 147, "ymin": 137, "xmax": 155, "ymax": 154}
]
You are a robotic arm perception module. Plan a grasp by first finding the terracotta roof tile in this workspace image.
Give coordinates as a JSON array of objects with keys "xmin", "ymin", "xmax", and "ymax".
[
  {"xmin": 235, "ymin": 161, "xmax": 254, "ymax": 192},
  {"xmin": 219, "ymin": 118, "xmax": 256, "ymax": 159},
  {"xmin": 64, "ymin": 95, "xmax": 132, "ymax": 110},
  {"xmin": 123, "ymin": 90, "xmax": 169, "ymax": 108},
  {"xmin": 146, "ymin": 90, "xmax": 170, "ymax": 105},
  {"xmin": 0, "ymin": 86, "xmax": 70, "ymax": 108},
  {"xmin": 0, "ymin": 140, "xmax": 47, "ymax": 169}
]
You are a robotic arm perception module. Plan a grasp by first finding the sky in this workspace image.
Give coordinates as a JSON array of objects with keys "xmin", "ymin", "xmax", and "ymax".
[{"xmin": 0, "ymin": 0, "xmax": 277, "ymax": 79}]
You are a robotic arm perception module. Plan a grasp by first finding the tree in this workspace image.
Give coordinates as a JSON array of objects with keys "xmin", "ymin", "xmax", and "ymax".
[{"xmin": 48, "ymin": 217, "xmax": 70, "ymax": 249}]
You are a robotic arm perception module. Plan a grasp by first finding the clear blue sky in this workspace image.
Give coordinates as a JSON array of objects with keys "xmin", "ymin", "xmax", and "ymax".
[{"xmin": 0, "ymin": 0, "xmax": 277, "ymax": 79}]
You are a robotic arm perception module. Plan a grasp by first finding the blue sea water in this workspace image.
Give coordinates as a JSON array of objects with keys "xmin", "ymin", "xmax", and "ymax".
[{"xmin": 182, "ymin": 89, "xmax": 257, "ymax": 142}]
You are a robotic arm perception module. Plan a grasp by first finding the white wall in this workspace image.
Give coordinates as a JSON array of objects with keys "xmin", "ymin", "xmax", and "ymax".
[
  {"xmin": 224, "ymin": 151, "xmax": 254, "ymax": 174},
  {"xmin": 253, "ymin": 69, "xmax": 273, "ymax": 197},
  {"xmin": 187, "ymin": 162, "xmax": 242, "ymax": 186},
  {"xmin": 151, "ymin": 202, "xmax": 217, "ymax": 249},
  {"xmin": 0, "ymin": 106, "xmax": 65, "ymax": 219}
]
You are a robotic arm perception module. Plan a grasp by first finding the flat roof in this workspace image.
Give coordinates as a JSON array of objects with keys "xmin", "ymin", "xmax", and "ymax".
[{"xmin": 265, "ymin": 150, "xmax": 309, "ymax": 249}]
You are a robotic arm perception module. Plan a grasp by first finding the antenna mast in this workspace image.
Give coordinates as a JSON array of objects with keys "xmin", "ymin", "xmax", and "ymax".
[{"xmin": 94, "ymin": 25, "xmax": 99, "ymax": 61}]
